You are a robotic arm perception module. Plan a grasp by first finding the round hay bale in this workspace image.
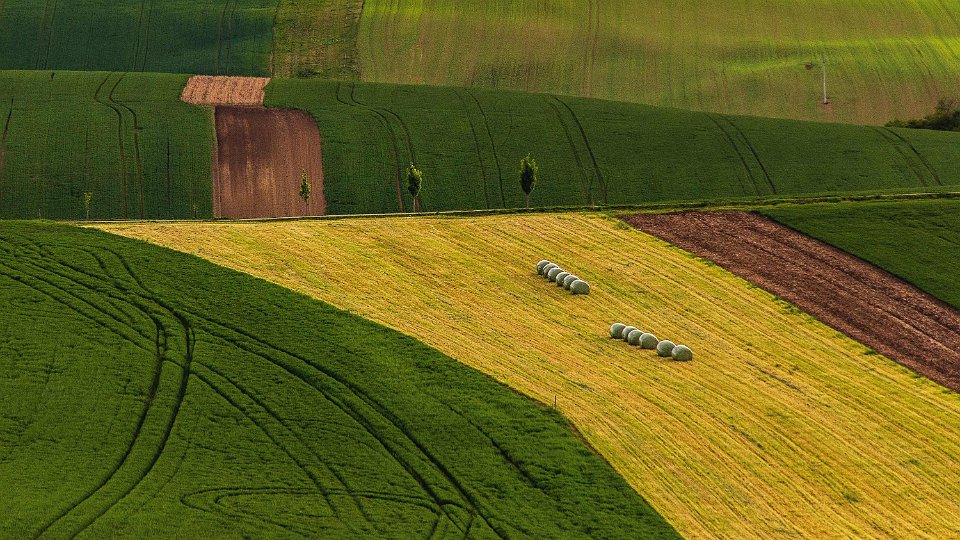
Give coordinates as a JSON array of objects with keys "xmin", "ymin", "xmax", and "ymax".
[
  {"xmin": 555, "ymin": 271, "xmax": 570, "ymax": 286},
  {"xmin": 547, "ymin": 267, "xmax": 564, "ymax": 281},
  {"xmin": 537, "ymin": 260, "xmax": 552, "ymax": 274},
  {"xmin": 542, "ymin": 263, "xmax": 558, "ymax": 277},
  {"xmin": 563, "ymin": 275, "xmax": 578, "ymax": 289},
  {"xmin": 570, "ymin": 280, "xmax": 590, "ymax": 295},
  {"xmin": 627, "ymin": 329, "xmax": 644, "ymax": 346},
  {"xmin": 639, "ymin": 333, "xmax": 659, "ymax": 349},
  {"xmin": 672, "ymin": 345, "xmax": 693, "ymax": 362},
  {"xmin": 621, "ymin": 326, "xmax": 638, "ymax": 342},
  {"xmin": 656, "ymin": 340, "xmax": 676, "ymax": 357},
  {"xmin": 610, "ymin": 323, "xmax": 626, "ymax": 339}
]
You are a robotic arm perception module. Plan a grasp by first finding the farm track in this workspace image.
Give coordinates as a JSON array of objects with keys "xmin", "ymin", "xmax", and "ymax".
[
  {"xmin": 455, "ymin": 90, "xmax": 491, "ymax": 209},
  {"xmin": 338, "ymin": 82, "xmax": 403, "ymax": 211},
  {"xmin": 553, "ymin": 96, "xmax": 607, "ymax": 204},
  {"xmin": 105, "ymin": 215, "xmax": 960, "ymax": 538},
  {"xmin": 0, "ymin": 98, "xmax": 12, "ymax": 199},
  {"xmin": 877, "ymin": 127, "xmax": 942, "ymax": 187},
  {"xmin": 464, "ymin": 90, "xmax": 505, "ymax": 206},
  {"xmin": 544, "ymin": 96, "xmax": 591, "ymax": 204},
  {"xmin": 706, "ymin": 113, "xmax": 759, "ymax": 197},
  {"xmin": 109, "ymin": 75, "xmax": 146, "ymax": 219},
  {"xmin": 625, "ymin": 211, "xmax": 960, "ymax": 390},
  {"xmin": 719, "ymin": 116, "xmax": 776, "ymax": 195},
  {"xmin": 93, "ymin": 74, "xmax": 129, "ymax": 219}
]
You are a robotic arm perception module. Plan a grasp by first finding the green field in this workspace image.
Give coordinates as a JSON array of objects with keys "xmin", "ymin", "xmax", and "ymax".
[
  {"xmin": 0, "ymin": 71, "xmax": 212, "ymax": 220},
  {"xmin": 0, "ymin": 221, "xmax": 676, "ymax": 538},
  {"xmin": 266, "ymin": 78, "xmax": 960, "ymax": 215},
  {"xmin": 2, "ymin": 1, "xmax": 959, "ymax": 123},
  {"xmin": 762, "ymin": 199, "xmax": 960, "ymax": 309}
]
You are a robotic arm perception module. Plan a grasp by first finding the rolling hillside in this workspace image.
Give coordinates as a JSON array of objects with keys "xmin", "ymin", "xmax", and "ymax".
[
  {"xmin": 762, "ymin": 199, "xmax": 960, "ymax": 309},
  {"xmin": 101, "ymin": 214, "xmax": 960, "ymax": 539},
  {"xmin": 266, "ymin": 78, "xmax": 960, "ymax": 215},
  {"xmin": 0, "ymin": 221, "xmax": 675, "ymax": 538},
  {"xmin": 2, "ymin": 1, "xmax": 958, "ymax": 123},
  {"xmin": 0, "ymin": 71, "xmax": 211, "ymax": 220}
]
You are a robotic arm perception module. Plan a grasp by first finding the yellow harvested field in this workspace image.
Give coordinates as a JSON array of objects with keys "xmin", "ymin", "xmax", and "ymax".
[{"xmin": 98, "ymin": 214, "xmax": 960, "ymax": 539}]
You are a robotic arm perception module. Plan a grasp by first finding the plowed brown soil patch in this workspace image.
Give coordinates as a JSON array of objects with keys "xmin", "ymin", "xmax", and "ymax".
[
  {"xmin": 625, "ymin": 211, "xmax": 960, "ymax": 391},
  {"xmin": 181, "ymin": 76, "xmax": 270, "ymax": 106},
  {"xmin": 214, "ymin": 106, "xmax": 325, "ymax": 218}
]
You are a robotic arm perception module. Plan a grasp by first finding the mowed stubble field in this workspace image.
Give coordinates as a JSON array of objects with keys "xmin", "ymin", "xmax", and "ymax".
[{"xmin": 101, "ymin": 214, "xmax": 960, "ymax": 539}]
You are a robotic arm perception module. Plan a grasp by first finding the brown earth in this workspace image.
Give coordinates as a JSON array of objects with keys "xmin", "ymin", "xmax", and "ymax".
[
  {"xmin": 624, "ymin": 211, "xmax": 960, "ymax": 391},
  {"xmin": 214, "ymin": 106, "xmax": 326, "ymax": 219},
  {"xmin": 181, "ymin": 76, "xmax": 270, "ymax": 106}
]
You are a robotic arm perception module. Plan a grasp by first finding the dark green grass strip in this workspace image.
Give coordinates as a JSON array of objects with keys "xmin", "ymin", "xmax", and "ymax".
[
  {"xmin": 761, "ymin": 199, "xmax": 960, "ymax": 309},
  {"xmin": 0, "ymin": 221, "xmax": 678, "ymax": 539},
  {"xmin": 264, "ymin": 78, "xmax": 960, "ymax": 216}
]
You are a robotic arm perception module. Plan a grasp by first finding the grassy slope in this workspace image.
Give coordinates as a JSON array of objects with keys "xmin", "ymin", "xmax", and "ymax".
[
  {"xmin": 358, "ymin": 0, "xmax": 960, "ymax": 124},
  {"xmin": 103, "ymin": 214, "xmax": 960, "ymax": 539},
  {"xmin": 761, "ymin": 199, "xmax": 960, "ymax": 309},
  {"xmin": 0, "ymin": 71, "xmax": 211, "ymax": 220},
  {"xmin": 0, "ymin": 221, "xmax": 676, "ymax": 538},
  {"xmin": 265, "ymin": 78, "xmax": 960, "ymax": 215}
]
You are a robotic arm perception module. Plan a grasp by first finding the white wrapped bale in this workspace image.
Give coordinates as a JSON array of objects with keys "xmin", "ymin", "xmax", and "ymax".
[
  {"xmin": 620, "ymin": 326, "xmax": 638, "ymax": 342},
  {"xmin": 537, "ymin": 260, "xmax": 552, "ymax": 274},
  {"xmin": 627, "ymin": 329, "xmax": 644, "ymax": 346},
  {"xmin": 541, "ymin": 263, "xmax": 558, "ymax": 277},
  {"xmin": 563, "ymin": 275, "xmax": 578, "ymax": 289},
  {"xmin": 672, "ymin": 345, "xmax": 693, "ymax": 362},
  {"xmin": 570, "ymin": 280, "xmax": 590, "ymax": 295},
  {"xmin": 555, "ymin": 272, "xmax": 570, "ymax": 286},
  {"xmin": 547, "ymin": 267, "xmax": 564, "ymax": 281},
  {"xmin": 610, "ymin": 323, "xmax": 626, "ymax": 339},
  {"xmin": 656, "ymin": 340, "xmax": 676, "ymax": 357},
  {"xmin": 639, "ymin": 333, "xmax": 658, "ymax": 349}
]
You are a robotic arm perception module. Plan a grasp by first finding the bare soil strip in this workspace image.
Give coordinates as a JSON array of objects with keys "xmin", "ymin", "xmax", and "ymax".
[
  {"xmin": 214, "ymin": 106, "xmax": 325, "ymax": 218},
  {"xmin": 181, "ymin": 76, "xmax": 269, "ymax": 106},
  {"xmin": 625, "ymin": 211, "xmax": 960, "ymax": 391}
]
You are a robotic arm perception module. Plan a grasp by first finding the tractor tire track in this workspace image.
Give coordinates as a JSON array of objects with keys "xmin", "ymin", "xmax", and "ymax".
[
  {"xmin": 0, "ymin": 98, "xmax": 13, "ymax": 200},
  {"xmin": 42, "ymin": 0, "xmax": 59, "ymax": 70},
  {"xmin": 544, "ymin": 95, "xmax": 591, "ymax": 204},
  {"xmin": 554, "ymin": 96, "xmax": 607, "ymax": 203},
  {"xmin": 345, "ymin": 82, "xmax": 404, "ymax": 211},
  {"xmin": 215, "ymin": 0, "xmax": 231, "ymax": 74},
  {"xmin": 880, "ymin": 127, "xmax": 942, "ymax": 187},
  {"xmin": 223, "ymin": 0, "xmax": 240, "ymax": 75},
  {"xmin": 873, "ymin": 127, "xmax": 929, "ymax": 188},
  {"xmin": 139, "ymin": 0, "xmax": 156, "ymax": 71},
  {"xmin": 455, "ymin": 90, "xmax": 491, "ymax": 209},
  {"xmin": 109, "ymin": 74, "xmax": 145, "ymax": 219},
  {"xmin": 465, "ymin": 90, "xmax": 505, "ymax": 206},
  {"xmin": 93, "ymin": 73, "xmax": 129, "ymax": 219},
  {"xmin": 131, "ymin": 0, "xmax": 147, "ymax": 71},
  {"xmin": 706, "ymin": 113, "xmax": 758, "ymax": 196},
  {"xmin": 720, "ymin": 116, "xmax": 777, "ymax": 195},
  {"xmin": 33, "ymin": 0, "xmax": 51, "ymax": 69}
]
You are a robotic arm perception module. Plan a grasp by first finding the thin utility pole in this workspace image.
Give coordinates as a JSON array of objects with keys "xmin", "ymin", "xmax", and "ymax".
[{"xmin": 821, "ymin": 53, "xmax": 830, "ymax": 105}]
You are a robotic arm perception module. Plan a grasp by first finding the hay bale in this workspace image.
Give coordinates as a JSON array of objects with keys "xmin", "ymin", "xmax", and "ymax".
[
  {"xmin": 621, "ymin": 326, "xmax": 638, "ymax": 342},
  {"xmin": 656, "ymin": 340, "xmax": 676, "ymax": 357},
  {"xmin": 627, "ymin": 329, "xmax": 644, "ymax": 346},
  {"xmin": 640, "ymin": 333, "xmax": 659, "ymax": 349},
  {"xmin": 555, "ymin": 271, "xmax": 570, "ymax": 286},
  {"xmin": 541, "ymin": 263, "xmax": 559, "ymax": 277},
  {"xmin": 537, "ymin": 260, "xmax": 552, "ymax": 274},
  {"xmin": 547, "ymin": 267, "xmax": 564, "ymax": 281},
  {"xmin": 672, "ymin": 345, "xmax": 693, "ymax": 362},
  {"xmin": 610, "ymin": 323, "xmax": 626, "ymax": 338},
  {"xmin": 570, "ymin": 280, "xmax": 590, "ymax": 295},
  {"xmin": 563, "ymin": 275, "xmax": 578, "ymax": 289}
]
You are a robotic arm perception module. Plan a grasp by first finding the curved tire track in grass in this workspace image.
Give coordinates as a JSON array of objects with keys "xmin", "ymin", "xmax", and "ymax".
[
  {"xmin": 93, "ymin": 73, "xmax": 129, "ymax": 219},
  {"xmin": 706, "ymin": 113, "xmax": 759, "ymax": 196},
  {"xmin": 109, "ymin": 74, "xmax": 146, "ymax": 219},
  {"xmin": 720, "ymin": 116, "xmax": 776, "ymax": 195},
  {"xmin": 454, "ymin": 89, "xmax": 491, "ymax": 209},
  {"xmin": 465, "ymin": 90, "xmax": 505, "ymax": 207},
  {"xmin": 0, "ymin": 98, "xmax": 13, "ymax": 200},
  {"xmin": 553, "ymin": 96, "xmax": 607, "ymax": 204},
  {"xmin": 342, "ymin": 82, "xmax": 403, "ymax": 211}
]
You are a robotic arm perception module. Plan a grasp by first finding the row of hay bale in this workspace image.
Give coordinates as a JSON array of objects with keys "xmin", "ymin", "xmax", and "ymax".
[
  {"xmin": 610, "ymin": 323, "xmax": 693, "ymax": 361},
  {"xmin": 536, "ymin": 260, "xmax": 590, "ymax": 295}
]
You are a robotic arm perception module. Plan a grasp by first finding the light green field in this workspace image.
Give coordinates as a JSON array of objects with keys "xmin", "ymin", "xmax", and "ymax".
[{"xmin": 357, "ymin": 0, "xmax": 960, "ymax": 124}]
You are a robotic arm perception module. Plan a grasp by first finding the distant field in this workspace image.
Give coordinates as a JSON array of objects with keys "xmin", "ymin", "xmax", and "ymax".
[
  {"xmin": 762, "ymin": 199, "xmax": 960, "ymax": 309},
  {"xmin": 356, "ymin": 0, "xmax": 960, "ymax": 124},
  {"xmin": 266, "ymin": 78, "xmax": 960, "ymax": 215},
  {"xmin": 1, "ymin": 2, "xmax": 958, "ymax": 123},
  {"xmin": 0, "ymin": 1, "xmax": 358, "ymax": 78},
  {"xmin": 103, "ymin": 214, "xmax": 960, "ymax": 539},
  {"xmin": 0, "ymin": 71, "xmax": 211, "ymax": 220},
  {"xmin": 0, "ymin": 221, "xmax": 674, "ymax": 538}
]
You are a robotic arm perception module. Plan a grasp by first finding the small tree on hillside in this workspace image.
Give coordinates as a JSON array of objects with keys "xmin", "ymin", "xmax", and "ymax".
[
  {"xmin": 406, "ymin": 162, "xmax": 423, "ymax": 212},
  {"xmin": 519, "ymin": 154, "xmax": 538, "ymax": 208},
  {"xmin": 299, "ymin": 170, "xmax": 311, "ymax": 214},
  {"xmin": 82, "ymin": 192, "xmax": 93, "ymax": 221}
]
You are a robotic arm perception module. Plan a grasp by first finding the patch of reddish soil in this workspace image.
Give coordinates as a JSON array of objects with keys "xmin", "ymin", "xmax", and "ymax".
[
  {"xmin": 214, "ymin": 106, "xmax": 326, "ymax": 219},
  {"xmin": 624, "ymin": 211, "xmax": 960, "ymax": 391},
  {"xmin": 181, "ymin": 76, "xmax": 269, "ymax": 106}
]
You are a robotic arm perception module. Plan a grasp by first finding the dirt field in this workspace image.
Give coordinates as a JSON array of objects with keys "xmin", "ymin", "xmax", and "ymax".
[
  {"xmin": 625, "ymin": 211, "xmax": 960, "ymax": 391},
  {"xmin": 213, "ymin": 106, "xmax": 325, "ymax": 218},
  {"xmin": 181, "ymin": 76, "xmax": 270, "ymax": 106}
]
